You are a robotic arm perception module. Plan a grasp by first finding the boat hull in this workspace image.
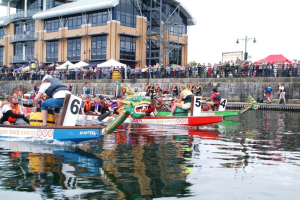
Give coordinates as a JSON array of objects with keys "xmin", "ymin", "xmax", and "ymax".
[
  {"xmin": 0, "ymin": 125, "xmax": 103, "ymax": 143},
  {"xmin": 132, "ymin": 116, "xmax": 223, "ymax": 127},
  {"xmin": 158, "ymin": 111, "xmax": 239, "ymax": 118}
]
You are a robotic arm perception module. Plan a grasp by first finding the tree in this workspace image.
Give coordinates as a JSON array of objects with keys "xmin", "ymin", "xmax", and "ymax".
[{"xmin": 189, "ymin": 60, "xmax": 197, "ymax": 66}]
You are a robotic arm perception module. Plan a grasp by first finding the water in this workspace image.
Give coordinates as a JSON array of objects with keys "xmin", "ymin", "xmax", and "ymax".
[{"xmin": 0, "ymin": 110, "xmax": 300, "ymax": 200}]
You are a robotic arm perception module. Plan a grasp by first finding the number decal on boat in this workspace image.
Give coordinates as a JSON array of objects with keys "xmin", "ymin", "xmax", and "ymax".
[{"xmin": 70, "ymin": 99, "xmax": 81, "ymax": 114}]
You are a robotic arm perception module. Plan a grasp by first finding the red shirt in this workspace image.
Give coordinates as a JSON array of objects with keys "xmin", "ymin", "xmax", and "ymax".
[{"xmin": 212, "ymin": 93, "xmax": 221, "ymax": 104}]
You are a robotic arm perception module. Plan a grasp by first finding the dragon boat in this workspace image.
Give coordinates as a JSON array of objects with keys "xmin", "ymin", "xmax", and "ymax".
[{"xmin": 156, "ymin": 95, "xmax": 260, "ymax": 118}]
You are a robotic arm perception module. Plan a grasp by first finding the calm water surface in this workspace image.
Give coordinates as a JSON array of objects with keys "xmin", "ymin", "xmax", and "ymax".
[{"xmin": 0, "ymin": 110, "xmax": 300, "ymax": 200}]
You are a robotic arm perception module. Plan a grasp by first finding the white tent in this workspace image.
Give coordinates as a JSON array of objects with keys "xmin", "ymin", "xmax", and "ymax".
[
  {"xmin": 74, "ymin": 61, "xmax": 89, "ymax": 68},
  {"xmin": 56, "ymin": 61, "xmax": 76, "ymax": 69},
  {"xmin": 97, "ymin": 59, "xmax": 126, "ymax": 68}
]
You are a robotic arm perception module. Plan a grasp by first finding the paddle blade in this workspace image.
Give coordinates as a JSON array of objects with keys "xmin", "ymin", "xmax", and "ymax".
[{"xmin": 97, "ymin": 112, "xmax": 110, "ymax": 122}]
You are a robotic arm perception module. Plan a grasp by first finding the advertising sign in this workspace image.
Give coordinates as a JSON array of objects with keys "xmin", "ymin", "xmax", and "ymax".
[{"xmin": 222, "ymin": 51, "xmax": 243, "ymax": 63}]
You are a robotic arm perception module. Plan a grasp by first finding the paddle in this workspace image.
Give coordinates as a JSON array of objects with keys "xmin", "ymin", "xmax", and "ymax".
[
  {"xmin": 97, "ymin": 111, "xmax": 111, "ymax": 122},
  {"xmin": 154, "ymin": 97, "xmax": 172, "ymax": 112}
]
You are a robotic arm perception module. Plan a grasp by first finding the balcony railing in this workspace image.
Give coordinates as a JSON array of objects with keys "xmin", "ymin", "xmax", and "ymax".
[
  {"xmin": 10, "ymin": 54, "xmax": 37, "ymax": 64},
  {"xmin": 10, "ymin": 32, "xmax": 38, "ymax": 43},
  {"xmin": 10, "ymin": 10, "xmax": 41, "ymax": 21}
]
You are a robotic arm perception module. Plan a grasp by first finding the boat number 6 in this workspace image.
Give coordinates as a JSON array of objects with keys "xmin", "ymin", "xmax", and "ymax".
[
  {"xmin": 70, "ymin": 99, "xmax": 80, "ymax": 114},
  {"xmin": 195, "ymin": 97, "xmax": 201, "ymax": 107}
]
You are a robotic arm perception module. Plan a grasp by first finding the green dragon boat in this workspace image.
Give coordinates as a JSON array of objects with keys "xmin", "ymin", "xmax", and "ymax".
[{"xmin": 157, "ymin": 95, "xmax": 260, "ymax": 118}]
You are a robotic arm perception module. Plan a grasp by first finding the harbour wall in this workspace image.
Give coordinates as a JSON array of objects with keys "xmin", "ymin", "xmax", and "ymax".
[{"xmin": 1, "ymin": 77, "xmax": 300, "ymax": 103}]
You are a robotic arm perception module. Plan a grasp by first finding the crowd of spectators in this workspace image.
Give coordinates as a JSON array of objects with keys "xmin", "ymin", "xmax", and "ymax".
[{"xmin": 1, "ymin": 58, "xmax": 300, "ymax": 81}]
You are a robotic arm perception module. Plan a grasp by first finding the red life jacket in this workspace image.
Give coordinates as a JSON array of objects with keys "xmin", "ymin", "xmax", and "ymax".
[
  {"xmin": 7, "ymin": 103, "xmax": 21, "ymax": 125},
  {"xmin": 145, "ymin": 104, "xmax": 155, "ymax": 116}
]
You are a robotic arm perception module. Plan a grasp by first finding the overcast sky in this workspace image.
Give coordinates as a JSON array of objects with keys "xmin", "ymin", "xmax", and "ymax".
[{"xmin": 1, "ymin": 0, "xmax": 300, "ymax": 64}]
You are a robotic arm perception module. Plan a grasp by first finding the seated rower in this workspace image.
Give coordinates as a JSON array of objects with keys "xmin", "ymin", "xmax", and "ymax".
[
  {"xmin": 34, "ymin": 75, "xmax": 71, "ymax": 126},
  {"xmin": 1, "ymin": 97, "xmax": 30, "ymax": 125},
  {"xmin": 0, "ymin": 95, "xmax": 12, "ymax": 109},
  {"xmin": 145, "ymin": 99, "xmax": 157, "ymax": 117},
  {"xmin": 37, "ymin": 94, "xmax": 48, "ymax": 111},
  {"xmin": 95, "ymin": 95, "xmax": 109, "ymax": 116},
  {"xmin": 168, "ymin": 85, "xmax": 193, "ymax": 117},
  {"xmin": 81, "ymin": 94, "xmax": 93, "ymax": 117},
  {"xmin": 156, "ymin": 96, "xmax": 165, "ymax": 109},
  {"xmin": 207, "ymin": 88, "xmax": 221, "ymax": 111}
]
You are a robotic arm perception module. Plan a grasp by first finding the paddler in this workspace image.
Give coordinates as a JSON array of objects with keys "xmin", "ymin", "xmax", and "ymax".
[
  {"xmin": 195, "ymin": 83, "xmax": 202, "ymax": 96},
  {"xmin": 37, "ymin": 94, "xmax": 48, "ymax": 110},
  {"xmin": 33, "ymin": 75, "xmax": 71, "ymax": 126},
  {"xmin": 149, "ymin": 84, "xmax": 154, "ymax": 97},
  {"xmin": 189, "ymin": 83, "xmax": 194, "ymax": 94},
  {"xmin": 81, "ymin": 94, "xmax": 93, "ymax": 117},
  {"xmin": 0, "ymin": 95, "xmax": 11, "ymax": 108},
  {"xmin": 95, "ymin": 95, "xmax": 109, "ymax": 116},
  {"xmin": 207, "ymin": 88, "xmax": 221, "ymax": 111},
  {"xmin": 1, "ymin": 97, "xmax": 30, "ymax": 125},
  {"xmin": 145, "ymin": 83, "xmax": 150, "ymax": 96},
  {"xmin": 145, "ymin": 99, "xmax": 157, "ymax": 117},
  {"xmin": 168, "ymin": 85, "xmax": 193, "ymax": 117}
]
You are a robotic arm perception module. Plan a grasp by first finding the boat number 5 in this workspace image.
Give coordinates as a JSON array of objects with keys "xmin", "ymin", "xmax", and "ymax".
[
  {"xmin": 70, "ymin": 99, "xmax": 80, "ymax": 114},
  {"xmin": 195, "ymin": 97, "xmax": 201, "ymax": 107},
  {"xmin": 220, "ymin": 99, "xmax": 227, "ymax": 108}
]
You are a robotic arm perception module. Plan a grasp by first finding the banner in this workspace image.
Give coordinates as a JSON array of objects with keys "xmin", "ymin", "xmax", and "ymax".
[{"xmin": 222, "ymin": 51, "xmax": 243, "ymax": 63}]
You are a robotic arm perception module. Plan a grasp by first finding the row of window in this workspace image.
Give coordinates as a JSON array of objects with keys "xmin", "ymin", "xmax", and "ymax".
[
  {"xmin": 44, "ymin": 10, "xmax": 109, "ymax": 32},
  {"xmin": 14, "ymin": 42, "xmax": 35, "ymax": 55},
  {"xmin": 16, "ymin": 0, "xmax": 64, "ymax": 12},
  {"xmin": 0, "ymin": 27, "xmax": 5, "ymax": 39},
  {"xmin": 15, "ymin": 21, "xmax": 35, "ymax": 34}
]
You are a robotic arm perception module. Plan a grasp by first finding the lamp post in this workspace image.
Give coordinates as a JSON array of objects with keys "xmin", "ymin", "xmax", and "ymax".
[
  {"xmin": 236, "ymin": 35, "xmax": 256, "ymax": 60},
  {"xmin": 83, "ymin": 48, "xmax": 91, "ymax": 61}
]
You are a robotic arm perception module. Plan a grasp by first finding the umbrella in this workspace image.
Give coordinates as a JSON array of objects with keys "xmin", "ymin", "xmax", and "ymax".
[
  {"xmin": 1, "ymin": 65, "xmax": 9, "ymax": 72},
  {"xmin": 74, "ymin": 61, "xmax": 89, "ymax": 68},
  {"xmin": 56, "ymin": 61, "xmax": 76, "ymax": 70},
  {"xmin": 97, "ymin": 59, "xmax": 126, "ymax": 68}
]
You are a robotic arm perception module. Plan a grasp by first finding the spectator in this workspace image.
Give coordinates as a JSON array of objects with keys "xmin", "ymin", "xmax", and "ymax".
[{"xmin": 277, "ymin": 83, "xmax": 286, "ymax": 105}]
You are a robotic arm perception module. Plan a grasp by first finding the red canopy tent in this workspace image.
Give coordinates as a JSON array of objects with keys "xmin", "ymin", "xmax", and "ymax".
[{"xmin": 255, "ymin": 54, "xmax": 292, "ymax": 64}]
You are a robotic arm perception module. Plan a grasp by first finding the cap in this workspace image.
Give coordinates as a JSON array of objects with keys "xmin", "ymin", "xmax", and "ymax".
[
  {"xmin": 106, "ymin": 98, "xmax": 111, "ymax": 101},
  {"xmin": 267, "ymin": 84, "xmax": 270, "ymax": 86},
  {"xmin": 99, "ymin": 95, "xmax": 104, "ymax": 99}
]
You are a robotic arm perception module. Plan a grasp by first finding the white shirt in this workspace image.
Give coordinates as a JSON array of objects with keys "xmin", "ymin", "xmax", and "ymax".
[
  {"xmin": 39, "ymin": 83, "xmax": 71, "ymax": 99},
  {"xmin": 279, "ymin": 86, "xmax": 285, "ymax": 93},
  {"xmin": 1, "ymin": 104, "xmax": 24, "ymax": 115}
]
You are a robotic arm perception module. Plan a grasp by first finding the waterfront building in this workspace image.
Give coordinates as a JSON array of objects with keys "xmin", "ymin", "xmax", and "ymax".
[{"xmin": 0, "ymin": 0, "xmax": 196, "ymax": 68}]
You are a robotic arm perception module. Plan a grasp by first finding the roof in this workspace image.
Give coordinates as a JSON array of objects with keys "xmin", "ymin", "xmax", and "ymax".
[
  {"xmin": 256, "ymin": 55, "xmax": 292, "ymax": 63},
  {"xmin": 33, "ymin": 0, "xmax": 119, "ymax": 20}
]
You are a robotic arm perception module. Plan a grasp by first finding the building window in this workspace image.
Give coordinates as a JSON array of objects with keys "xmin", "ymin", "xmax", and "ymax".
[
  {"xmin": 46, "ymin": 0, "xmax": 65, "ymax": 9},
  {"xmin": 67, "ymin": 16, "xmax": 82, "ymax": 30},
  {"xmin": 91, "ymin": 36, "xmax": 106, "ymax": 60},
  {"xmin": 27, "ymin": 0, "xmax": 42, "ymax": 11},
  {"xmin": 26, "ymin": 21, "xmax": 35, "ymax": 33},
  {"xmin": 0, "ymin": 27, "xmax": 5, "ymax": 39},
  {"xmin": 120, "ymin": 36, "xmax": 136, "ymax": 60},
  {"xmin": 67, "ymin": 38, "xmax": 81, "ymax": 61},
  {"xmin": 0, "ymin": 47, "xmax": 3, "ymax": 65},
  {"xmin": 169, "ymin": 46, "xmax": 182, "ymax": 65},
  {"xmin": 89, "ymin": 11, "xmax": 108, "ymax": 27},
  {"xmin": 15, "ymin": 23, "xmax": 24, "ymax": 35},
  {"xmin": 44, "ymin": 19, "xmax": 60, "ymax": 32},
  {"xmin": 16, "ymin": 1, "xmax": 24, "ymax": 13},
  {"xmin": 25, "ymin": 42, "xmax": 34, "ymax": 55},
  {"xmin": 14, "ymin": 43, "xmax": 23, "ymax": 55},
  {"xmin": 116, "ymin": 0, "xmax": 137, "ymax": 28},
  {"xmin": 46, "ymin": 41, "xmax": 58, "ymax": 62}
]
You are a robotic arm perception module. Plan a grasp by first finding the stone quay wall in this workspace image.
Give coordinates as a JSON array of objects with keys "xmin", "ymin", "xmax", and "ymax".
[{"xmin": 1, "ymin": 77, "xmax": 300, "ymax": 103}]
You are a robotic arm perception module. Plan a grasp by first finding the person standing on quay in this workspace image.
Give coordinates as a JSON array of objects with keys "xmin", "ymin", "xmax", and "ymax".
[
  {"xmin": 264, "ymin": 84, "xmax": 272, "ymax": 104},
  {"xmin": 277, "ymin": 83, "xmax": 286, "ymax": 105}
]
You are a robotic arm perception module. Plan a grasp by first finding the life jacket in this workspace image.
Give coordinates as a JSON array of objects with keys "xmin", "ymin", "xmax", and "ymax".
[
  {"xmin": 97, "ymin": 101, "xmax": 107, "ymax": 114},
  {"xmin": 122, "ymin": 88, "xmax": 126, "ymax": 94},
  {"xmin": 145, "ymin": 104, "xmax": 156, "ymax": 116},
  {"xmin": 83, "ymin": 100, "xmax": 91, "ymax": 112},
  {"xmin": 85, "ymin": 86, "xmax": 90, "ymax": 94},
  {"xmin": 182, "ymin": 89, "xmax": 193, "ymax": 104},
  {"xmin": 155, "ymin": 86, "xmax": 159, "ymax": 92},
  {"xmin": 189, "ymin": 85, "xmax": 194, "ymax": 90},
  {"xmin": 213, "ymin": 93, "xmax": 221, "ymax": 104},
  {"xmin": 68, "ymin": 86, "xmax": 72, "ymax": 91},
  {"xmin": 266, "ymin": 87, "xmax": 272, "ymax": 92},
  {"xmin": 0, "ymin": 101, "xmax": 4, "ymax": 108},
  {"xmin": 116, "ymin": 102, "xmax": 122, "ymax": 114},
  {"xmin": 44, "ymin": 78, "xmax": 68, "ymax": 98},
  {"xmin": 7, "ymin": 103, "xmax": 21, "ymax": 125}
]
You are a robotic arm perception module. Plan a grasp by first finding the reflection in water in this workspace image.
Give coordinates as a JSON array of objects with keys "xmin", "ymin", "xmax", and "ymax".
[{"xmin": 0, "ymin": 110, "xmax": 300, "ymax": 199}]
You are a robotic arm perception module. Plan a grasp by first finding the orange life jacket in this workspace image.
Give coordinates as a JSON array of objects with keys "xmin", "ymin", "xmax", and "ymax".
[
  {"xmin": 190, "ymin": 85, "xmax": 193, "ymax": 90},
  {"xmin": 0, "ymin": 101, "xmax": 4, "ymax": 108},
  {"xmin": 155, "ymin": 86, "xmax": 159, "ymax": 92},
  {"xmin": 173, "ymin": 86, "xmax": 176, "ymax": 90},
  {"xmin": 83, "ymin": 100, "xmax": 91, "ymax": 112},
  {"xmin": 8, "ymin": 103, "xmax": 21, "ymax": 125}
]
